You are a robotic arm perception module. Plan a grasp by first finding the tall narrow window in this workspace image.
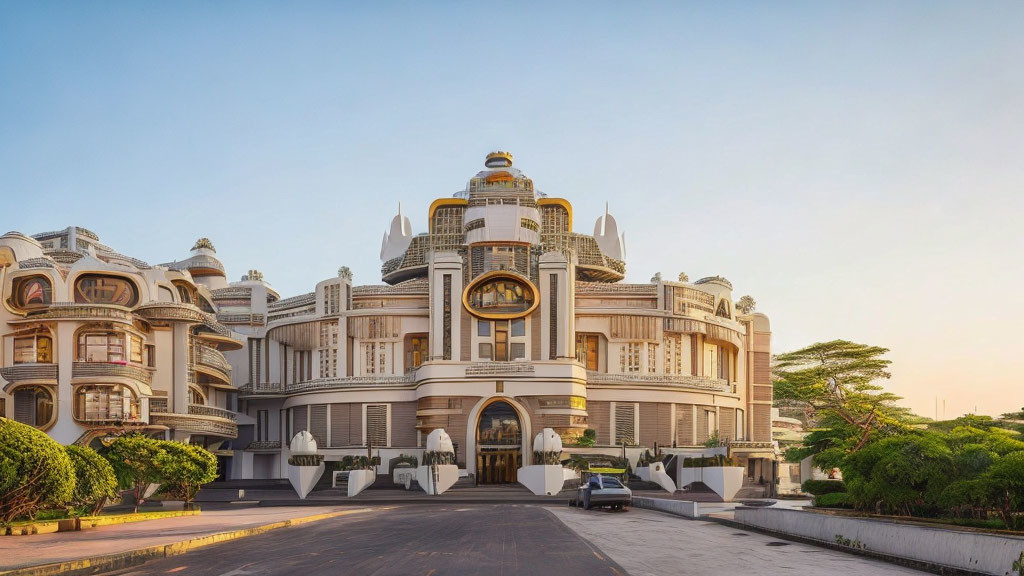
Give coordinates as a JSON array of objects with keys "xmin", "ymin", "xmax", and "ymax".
[
  {"xmin": 366, "ymin": 404, "xmax": 388, "ymax": 447},
  {"xmin": 549, "ymin": 274, "xmax": 558, "ymax": 359},
  {"xmin": 494, "ymin": 321, "xmax": 508, "ymax": 361},
  {"xmin": 575, "ymin": 334, "xmax": 599, "ymax": 371},
  {"xmin": 257, "ymin": 410, "xmax": 269, "ymax": 442},
  {"xmin": 647, "ymin": 343, "xmax": 657, "ymax": 373},
  {"xmin": 442, "ymin": 275, "xmax": 452, "ymax": 360},
  {"xmin": 615, "ymin": 403, "xmax": 635, "ymax": 445},
  {"xmin": 620, "ymin": 343, "xmax": 641, "ymax": 373}
]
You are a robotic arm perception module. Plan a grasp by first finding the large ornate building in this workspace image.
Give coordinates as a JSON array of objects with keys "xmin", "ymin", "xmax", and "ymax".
[{"xmin": 0, "ymin": 152, "xmax": 774, "ymax": 486}]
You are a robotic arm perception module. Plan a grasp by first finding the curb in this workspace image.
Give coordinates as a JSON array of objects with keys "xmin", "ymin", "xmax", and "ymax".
[
  {"xmin": 0, "ymin": 508, "xmax": 371, "ymax": 576},
  {"xmin": 705, "ymin": 515, "xmax": 987, "ymax": 576}
]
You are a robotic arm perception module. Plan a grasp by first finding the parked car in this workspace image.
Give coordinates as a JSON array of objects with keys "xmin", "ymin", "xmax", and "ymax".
[{"xmin": 575, "ymin": 474, "xmax": 631, "ymax": 510}]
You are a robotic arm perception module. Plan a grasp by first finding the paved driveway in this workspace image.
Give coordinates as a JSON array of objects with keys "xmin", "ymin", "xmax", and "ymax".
[{"xmin": 547, "ymin": 506, "xmax": 929, "ymax": 576}]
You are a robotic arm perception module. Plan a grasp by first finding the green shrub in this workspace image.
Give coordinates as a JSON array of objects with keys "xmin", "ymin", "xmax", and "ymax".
[
  {"xmin": 574, "ymin": 429, "xmax": 596, "ymax": 447},
  {"xmin": 65, "ymin": 445, "xmax": 119, "ymax": 516},
  {"xmin": 105, "ymin": 434, "xmax": 166, "ymax": 513},
  {"xmin": 801, "ymin": 479, "xmax": 847, "ymax": 496},
  {"xmin": 814, "ymin": 492, "xmax": 853, "ymax": 508},
  {"xmin": 0, "ymin": 418, "xmax": 75, "ymax": 524},
  {"xmin": 681, "ymin": 455, "xmax": 737, "ymax": 468},
  {"xmin": 154, "ymin": 442, "xmax": 218, "ymax": 505}
]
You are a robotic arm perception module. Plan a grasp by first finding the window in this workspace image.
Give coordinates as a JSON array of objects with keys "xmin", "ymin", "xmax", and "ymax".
[
  {"xmin": 706, "ymin": 410, "xmax": 718, "ymax": 441},
  {"xmin": 78, "ymin": 333, "xmax": 126, "ymax": 363},
  {"xmin": 249, "ymin": 339, "xmax": 262, "ymax": 384},
  {"xmin": 14, "ymin": 334, "xmax": 52, "ymax": 364},
  {"xmin": 575, "ymin": 334, "xmax": 599, "ymax": 371},
  {"xmin": 614, "ymin": 403, "xmax": 635, "ymax": 445},
  {"xmin": 717, "ymin": 345, "xmax": 731, "ymax": 381},
  {"xmin": 318, "ymin": 321, "xmax": 339, "ymax": 378},
  {"xmin": 510, "ymin": 342, "xmax": 526, "ymax": 360},
  {"xmin": 405, "ymin": 335, "xmax": 428, "ymax": 370},
  {"xmin": 12, "ymin": 276, "xmax": 52, "ymax": 309},
  {"xmin": 176, "ymin": 284, "xmax": 193, "ymax": 304},
  {"xmin": 130, "ymin": 335, "xmax": 143, "ymax": 364},
  {"xmin": 324, "ymin": 283, "xmax": 341, "ymax": 315},
  {"xmin": 510, "ymin": 318, "xmax": 525, "ymax": 337},
  {"xmin": 464, "ymin": 273, "xmax": 537, "ymax": 318},
  {"xmin": 664, "ymin": 334, "xmax": 684, "ymax": 375},
  {"xmin": 188, "ymin": 385, "xmax": 205, "ymax": 405},
  {"xmin": 365, "ymin": 404, "xmax": 388, "ymax": 447},
  {"xmin": 12, "ymin": 386, "xmax": 54, "ymax": 428},
  {"xmin": 257, "ymin": 410, "xmax": 269, "ymax": 442},
  {"xmin": 479, "ymin": 343, "xmax": 493, "ymax": 360},
  {"xmin": 647, "ymin": 343, "xmax": 657, "ymax": 373},
  {"xmin": 74, "ymin": 275, "xmax": 138, "ymax": 306},
  {"xmin": 145, "ymin": 344, "xmax": 156, "ymax": 368},
  {"xmin": 620, "ymin": 343, "xmax": 641, "ymax": 373},
  {"xmin": 494, "ymin": 321, "xmax": 508, "ymax": 361},
  {"xmin": 75, "ymin": 384, "xmax": 139, "ymax": 421},
  {"xmin": 361, "ymin": 342, "xmax": 388, "ymax": 375},
  {"xmin": 477, "ymin": 320, "xmax": 490, "ymax": 337}
]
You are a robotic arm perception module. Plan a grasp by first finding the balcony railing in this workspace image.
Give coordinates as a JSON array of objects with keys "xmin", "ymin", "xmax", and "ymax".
[
  {"xmin": 149, "ymin": 412, "xmax": 237, "ymax": 438},
  {"xmin": 187, "ymin": 403, "xmax": 237, "ymax": 422},
  {"xmin": 585, "ymin": 371, "xmax": 731, "ymax": 392},
  {"xmin": 17, "ymin": 303, "xmax": 134, "ymax": 324},
  {"xmin": 149, "ymin": 396, "xmax": 168, "ymax": 413},
  {"xmin": 216, "ymin": 313, "xmax": 264, "ymax": 325},
  {"xmin": 464, "ymin": 362, "xmax": 536, "ymax": 376},
  {"xmin": 0, "ymin": 363, "xmax": 58, "ymax": 383},
  {"xmin": 72, "ymin": 362, "xmax": 153, "ymax": 385},
  {"xmin": 133, "ymin": 302, "xmax": 207, "ymax": 324},
  {"xmin": 193, "ymin": 344, "xmax": 232, "ymax": 383},
  {"xmin": 238, "ymin": 374, "xmax": 414, "ymax": 395}
]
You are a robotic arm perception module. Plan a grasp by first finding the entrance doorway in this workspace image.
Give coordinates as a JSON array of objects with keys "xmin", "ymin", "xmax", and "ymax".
[{"xmin": 476, "ymin": 400, "xmax": 522, "ymax": 485}]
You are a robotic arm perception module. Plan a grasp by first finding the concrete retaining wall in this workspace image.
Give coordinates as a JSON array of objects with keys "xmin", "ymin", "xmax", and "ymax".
[
  {"xmin": 734, "ymin": 507, "xmax": 1024, "ymax": 576},
  {"xmin": 632, "ymin": 497, "xmax": 700, "ymax": 518}
]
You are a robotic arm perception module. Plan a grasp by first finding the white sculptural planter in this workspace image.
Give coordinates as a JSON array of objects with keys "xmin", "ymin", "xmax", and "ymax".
[
  {"xmin": 286, "ymin": 431, "xmax": 325, "ymax": 499},
  {"xmin": 418, "ymin": 429, "xmax": 458, "ymax": 495},
  {"xmin": 518, "ymin": 428, "xmax": 570, "ymax": 496},
  {"xmin": 346, "ymin": 469, "xmax": 377, "ymax": 497},
  {"xmin": 636, "ymin": 461, "xmax": 677, "ymax": 493},
  {"xmin": 678, "ymin": 466, "xmax": 745, "ymax": 501}
]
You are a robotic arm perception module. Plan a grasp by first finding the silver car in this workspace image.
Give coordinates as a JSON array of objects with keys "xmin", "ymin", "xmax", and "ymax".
[{"xmin": 576, "ymin": 474, "xmax": 632, "ymax": 510}]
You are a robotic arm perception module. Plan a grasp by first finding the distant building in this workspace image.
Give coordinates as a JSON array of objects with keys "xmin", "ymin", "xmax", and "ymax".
[{"xmin": 0, "ymin": 152, "xmax": 775, "ymax": 485}]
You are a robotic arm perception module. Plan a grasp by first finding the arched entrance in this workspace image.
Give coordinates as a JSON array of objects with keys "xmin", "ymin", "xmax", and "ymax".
[{"xmin": 476, "ymin": 399, "xmax": 523, "ymax": 484}]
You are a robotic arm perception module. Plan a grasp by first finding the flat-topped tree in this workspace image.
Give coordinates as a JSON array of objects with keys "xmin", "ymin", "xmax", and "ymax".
[{"xmin": 773, "ymin": 340, "xmax": 913, "ymax": 469}]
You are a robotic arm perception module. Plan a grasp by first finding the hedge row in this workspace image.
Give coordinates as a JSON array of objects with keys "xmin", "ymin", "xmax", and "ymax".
[
  {"xmin": 0, "ymin": 417, "xmax": 218, "ymax": 524},
  {"xmin": 801, "ymin": 479, "xmax": 847, "ymax": 496}
]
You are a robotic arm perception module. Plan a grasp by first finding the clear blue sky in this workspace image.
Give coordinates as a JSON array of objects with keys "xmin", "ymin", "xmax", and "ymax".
[{"xmin": 2, "ymin": 2, "xmax": 1022, "ymax": 418}]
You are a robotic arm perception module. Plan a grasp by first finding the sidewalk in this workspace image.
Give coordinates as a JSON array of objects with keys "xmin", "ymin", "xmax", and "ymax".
[{"xmin": 0, "ymin": 505, "xmax": 366, "ymax": 572}]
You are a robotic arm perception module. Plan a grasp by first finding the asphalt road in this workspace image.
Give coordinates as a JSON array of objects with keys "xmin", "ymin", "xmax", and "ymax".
[{"xmin": 102, "ymin": 504, "xmax": 627, "ymax": 576}]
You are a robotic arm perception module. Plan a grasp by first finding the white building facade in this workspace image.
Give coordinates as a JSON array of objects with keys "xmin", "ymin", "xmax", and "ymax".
[{"xmin": 0, "ymin": 152, "xmax": 774, "ymax": 484}]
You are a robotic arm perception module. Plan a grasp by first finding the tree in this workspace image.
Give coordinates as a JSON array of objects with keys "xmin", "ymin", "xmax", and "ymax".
[
  {"xmin": 155, "ymin": 442, "xmax": 218, "ymax": 505},
  {"xmin": 985, "ymin": 451, "xmax": 1024, "ymax": 528},
  {"xmin": 105, "ymin": 434, "xmax": 166, "ymax": 513},
  {"xmin": 773, "ymin": 340, "xmax": 911, "ymax": 462},
  {"xmin": 0, "ymin": 418, "xmax": 75, "ymax": 524},
  {"xmin": 65, "ymin": 445, "xmax": 118, "ymax": 516},
  {"xmin": 842, "ymin": 431, "xmax": 953, "ymax": 516}
]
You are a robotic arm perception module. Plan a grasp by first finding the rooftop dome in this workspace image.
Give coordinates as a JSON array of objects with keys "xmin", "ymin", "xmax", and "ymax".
[{"xmin": 484, "ymin": 151, "xmax": 513, "ymax": 168}]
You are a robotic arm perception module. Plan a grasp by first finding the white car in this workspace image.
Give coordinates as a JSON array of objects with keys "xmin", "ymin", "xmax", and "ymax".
[{"xmin": 576, "ymin": 475, "xmax": 632, "ymax": 510}]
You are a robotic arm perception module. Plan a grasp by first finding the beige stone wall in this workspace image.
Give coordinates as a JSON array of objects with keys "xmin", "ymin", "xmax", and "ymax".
[
  {"xmin": 676, "ymin": 403, "xmax": 694, "ymax": 445},
  {"xmin": 638, "ymin": 402, "xmax": 672, "ymax": 447},
  {"xmin": 587, "ymin": 400, "xmax": 611, "ymax": 445},
  {"xmin": 391, "ymin": 401, "xmax": 417, "ymax": 447}
]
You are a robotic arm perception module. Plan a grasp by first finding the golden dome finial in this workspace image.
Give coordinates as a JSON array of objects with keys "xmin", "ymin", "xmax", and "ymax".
[{"xmin": 485, "ymin": 151, "xmax": 513, "ymax": 168}]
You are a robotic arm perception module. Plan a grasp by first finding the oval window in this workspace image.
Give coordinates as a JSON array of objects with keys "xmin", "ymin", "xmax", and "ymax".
[
  {"xmin": 463, "ymin": 272, "xmax": 538, "ymax": 319},
  {"xmin": 12, "ymin": 276, "xmax": 52, "ymax": 309},
  {"xmin": 74, "ymin": 275, "xmax": 139, "ymax": 306}
]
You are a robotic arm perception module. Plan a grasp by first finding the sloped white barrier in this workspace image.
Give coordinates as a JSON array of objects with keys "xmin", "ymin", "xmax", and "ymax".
[
  {"xmin": 288, "ymin": 462, "xmax": 325, "ymax": 499},
  {"xmin": 636, "ymin": 462, "xmax": 676, "ymax": 493},
  {"xmin": 518, "ymin": 465, "xmax": 568, "ymax": 496},
  {"xmin": 679, "ymin": 466, "xmax": 744, "ymax": 501},
  {"xmin": 417, "ymin": 465, "xmax": 459, "ymax": 495},
  {"xmin": 347, "ymin": 469, "xmax": 377, "ymax": 497},
  {"xmin": 735, "ymin": 507, "xmax": 1024, "ymax": 575}
]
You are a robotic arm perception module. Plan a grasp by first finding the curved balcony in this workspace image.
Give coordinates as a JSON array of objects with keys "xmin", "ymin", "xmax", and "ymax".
[
  {"xmin": 72, "ymin": 362, "xmax": 153, "ymax": 386},
  {"xmin": 237, "ymin": 375, "xmax": 414, "ymax": 396},
  {"xmin": 215, "ymin": 312, "xmax": 265, "ymax": 326},
  {"xmin": 585, "ymin": 371, "xmax": 731, "ymax": 392},
  {"xmin": 195, "ymin": 313, "xmax": 245, "ymax": 351},
  {"xmin": 193, "ymin": 344, "xmax": 232, "ymax": 385},
  {"xmin": 133, "ymin": 302, "xmax": 207, "ymax": 324},
  {"xmin": 0, "ymin": 363, "xmax": 58, "ymax": 385},
  {"xmin": 149, "ymin": 405, "xmax": 237, "ymax": 438},
  {"xmin": 9, "ymin": 303, "xmax": 134, "ymax": 325}
]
